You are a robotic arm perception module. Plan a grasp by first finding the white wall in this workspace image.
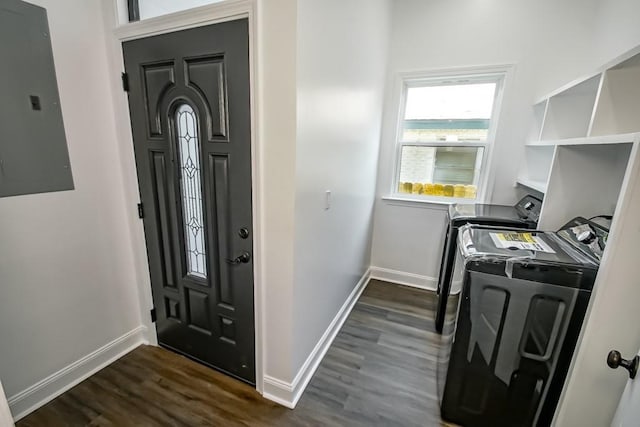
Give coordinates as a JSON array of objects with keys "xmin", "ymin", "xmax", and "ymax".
[
  {"xmin": 588, "ymin": 0, "xmax": 640, "ymax": 83},
  {"xmin": 257, "ymin": 0, "xmax": 298, "ymax": 384},
  {"xmin": 0, "ymin": 0, "xmax": 142, "ymax": 408},
  {"xmin": 370, "ymin": 0, "xmax": 599, "ymax": 283},
  {"xmin": 0, "ymin": 382, "xmax": 13, "ymax": 427},
  {"xmin": 292, "ymin": 0, "xmax": 391, "ymax": 372}
]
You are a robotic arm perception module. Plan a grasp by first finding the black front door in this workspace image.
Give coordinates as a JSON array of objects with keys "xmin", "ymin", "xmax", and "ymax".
[{"xmin": 123, "ymin": 19, "xmax": 255, "ymax": 384}]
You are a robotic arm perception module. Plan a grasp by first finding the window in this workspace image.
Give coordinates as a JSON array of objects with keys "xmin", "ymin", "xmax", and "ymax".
[
  {"xmin": 127, "ymin": 0, "xmax": 226, "ymax": 22},
  {"xmin": 393, "ymin": 72, "xmax": 504, "ymax": 201}
]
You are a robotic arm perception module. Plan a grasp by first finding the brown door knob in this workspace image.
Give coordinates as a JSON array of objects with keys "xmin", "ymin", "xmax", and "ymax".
[
  {"xmin": 225, "ymin": 251, "xmax": 251, "ymax": 265},
  {"xmin": 607, "ymin": 350, "xmax": 639, "ymax": 379}
]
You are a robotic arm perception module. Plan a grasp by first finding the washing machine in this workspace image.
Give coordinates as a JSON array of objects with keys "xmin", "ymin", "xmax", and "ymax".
[
  {"xmin": 437, "ymin": 218, "xmax": 609, "ymax": 426},
  {"xmin": 435, "ymin": 195, "xmax": 543, "ymax": 333}
]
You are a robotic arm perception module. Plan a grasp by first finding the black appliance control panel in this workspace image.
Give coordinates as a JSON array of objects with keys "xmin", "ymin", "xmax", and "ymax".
[
  {"xmin": 514, "ymin": 195, "xmax": 543, "ymax": 222},
  {"xmin": 558, "ymin": 216, "xmax": 610, "ymax": 262}
]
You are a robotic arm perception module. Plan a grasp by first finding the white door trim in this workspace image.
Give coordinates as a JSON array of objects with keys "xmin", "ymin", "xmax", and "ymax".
[{"xmin": 102, "ymin": 0, "xmax": 265, "ymax": 393}]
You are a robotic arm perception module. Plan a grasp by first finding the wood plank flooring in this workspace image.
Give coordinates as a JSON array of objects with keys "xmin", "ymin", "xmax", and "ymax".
[{"xmin": 17, "ymin": 280, "xmax": 446, "ymax": 426}]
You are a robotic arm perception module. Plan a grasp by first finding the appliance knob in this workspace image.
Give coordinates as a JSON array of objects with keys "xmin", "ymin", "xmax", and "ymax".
[
  {"xmin": 524, "ymin": 201, "xmax": 534, "ymax": 210},
  {"xmin": 607, "ymin": 350, "xmax": 639, "ymax": 379},
  {"xmin": 577, "ymin": 230, "xmax": 596, "ymax": 243}
]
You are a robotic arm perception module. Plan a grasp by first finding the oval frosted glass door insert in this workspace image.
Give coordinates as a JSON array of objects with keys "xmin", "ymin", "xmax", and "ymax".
[{"xmin": 175, "ymin": 104, "xmax": 207, "ymax": 279}]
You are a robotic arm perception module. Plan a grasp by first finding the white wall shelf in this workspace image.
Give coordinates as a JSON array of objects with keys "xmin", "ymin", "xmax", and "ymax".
[
  {"xmin": 528, "ymin": 100, "xmax": 548, "ymax": 142},
  {"xmin": 528, "ymin": 48, "xmax": 640, "ymax": 145},
  {"xmin": 519, "ymin": 46, "xmax": 640, "ymax": 198},
  {"xmin": 527, "ymin": 132, "xmax": 639, "ymax": 147},
  {"xmin": 533, "ymin": 44, "xmax": 640, "ymax": 105},
  {"xmin": 539, "ymin": 74, "xmax": 602, "ymax": 141},
  {"xmin": 516, "ymin": 145, "xmax": 555, "ymax": 194},
  {"xmin": 590, "ymin": 53, "xmax": 640, "ymax": 136},
  {"xmin": 515, "ymin": 177, "xmax": 547, "ymax": 194},
  {"xmin": 534, "ymin": 71, "xmax": 603, "ymax": 106},
  {"xmin": 538, "ymin": 142, "xmax": 634, "ymax": 229}
]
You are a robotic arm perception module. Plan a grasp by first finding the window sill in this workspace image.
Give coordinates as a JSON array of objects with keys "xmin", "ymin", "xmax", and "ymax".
[{"xmin": 381, "ymin": 194, "xmax": 480, "ymax": 209}]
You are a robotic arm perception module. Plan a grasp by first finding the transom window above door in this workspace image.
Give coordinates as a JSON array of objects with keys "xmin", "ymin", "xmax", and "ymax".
[
  {"xmin": 393, "ymin": 71, "xmax": 506, "ymax": 202},
  {"xmin": 127, "ymin": 0, "xmax": 227, "ymax": 22}
]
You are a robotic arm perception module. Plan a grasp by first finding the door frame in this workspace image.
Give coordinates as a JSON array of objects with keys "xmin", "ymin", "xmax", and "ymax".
[{"xmin": 101, "ymin": 0, "xmax": 265, "ymax": 393}]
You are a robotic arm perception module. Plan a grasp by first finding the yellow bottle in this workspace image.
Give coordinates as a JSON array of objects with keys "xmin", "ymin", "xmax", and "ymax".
[
  {"xmin": 423, "ymin": 183, "xmax": 435, "ymax": 195},
  {"xmin": 453, "ymin": 184, "xmax": 465, "ymax": 198},
  {"xmin": 433, "ymin": 184, "xmax": 444, "ymax": 196},
  {"xmin": 443, "ymin": 185, "xmax": 454, "ymax": 197},
  {"xmin": 464, "ymin": 185, "xmax": 477, "ymax": 199},
  {"xmin": 412, "ymin": 183, "xmax": 423, "ymax": 194}
]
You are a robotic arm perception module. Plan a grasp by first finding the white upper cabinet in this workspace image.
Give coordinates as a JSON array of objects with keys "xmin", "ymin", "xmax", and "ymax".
[
  {"xmin": 518, "ymin": 46, "xmax": 640, "ymax": 197},
  {"xmin": 590, "ymin": 54, "xmax": 640, "ymax": 136},
  {"xmin": 540, "ymin": 74, "xmax": 602, "ymax": 141}
]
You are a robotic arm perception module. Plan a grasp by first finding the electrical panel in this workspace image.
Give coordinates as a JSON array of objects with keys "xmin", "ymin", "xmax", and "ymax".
[{"xmin": 0, "ymin": 0, "xmax": 74, "ymax": 198}]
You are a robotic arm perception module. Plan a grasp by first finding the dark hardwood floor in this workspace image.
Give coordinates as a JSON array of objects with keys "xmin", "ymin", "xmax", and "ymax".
[{"xmin": 18, "ymin": 280, "xmax": 446, "ymax": 426}]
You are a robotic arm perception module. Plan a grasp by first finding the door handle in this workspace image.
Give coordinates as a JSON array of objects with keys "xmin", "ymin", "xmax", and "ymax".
[
  {"xmin": 607, "ymin": 350, "xmax": 639, "ymax": 379},
  {"xmin": 226, "ymin": 251, "xmax": 251, "ymax": 265}
]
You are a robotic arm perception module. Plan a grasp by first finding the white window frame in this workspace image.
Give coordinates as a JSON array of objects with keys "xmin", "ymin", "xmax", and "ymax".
[{"xmin": 389, "ymin": 66, "xmax": 509, "ymax": 205}]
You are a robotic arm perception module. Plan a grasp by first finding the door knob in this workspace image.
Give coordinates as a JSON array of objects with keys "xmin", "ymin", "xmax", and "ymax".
[
  {"xmin": 607, "ymin": 350, "xmax": 639, "ymax": 379},
  {"xmin": 238, "ymin": 227, "xmax": 250, "ymax": 239},
  {"xmin": 226, "ymin": 251, "xmax": 251, "ymax": 265}
]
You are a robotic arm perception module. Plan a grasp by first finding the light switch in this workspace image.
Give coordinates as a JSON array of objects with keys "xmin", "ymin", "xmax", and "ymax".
[{"xmin": 325, "ymin": 190, "xmax": 331, "ymax": 210}]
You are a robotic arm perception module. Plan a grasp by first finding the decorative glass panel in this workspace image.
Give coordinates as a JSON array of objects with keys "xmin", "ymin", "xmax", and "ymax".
[{"xmin": 176, "ymin": 104, "xmax": 207, "ymax": 279}]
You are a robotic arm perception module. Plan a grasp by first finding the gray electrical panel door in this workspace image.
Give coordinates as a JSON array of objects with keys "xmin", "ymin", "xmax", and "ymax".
[{"xmin": 0, "ymin": 0, "xmax": 73, "ymax": 198}]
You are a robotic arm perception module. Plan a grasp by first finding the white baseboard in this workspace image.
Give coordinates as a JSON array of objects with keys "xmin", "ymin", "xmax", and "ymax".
[
  {"xmin": 8, "ymin": 326, "xmax": 147, "ymax": 421},
  {"xmin": 7, "ymin": 267, "xmax": 430, "ymax": 419},
  {"xmin": 369, "ymin": 266, "xmax": 437, "ymax": 291},
  {"xmin": 262, "ymin": 268, "xmax": 371, "ymax": 409},
  {"xmin": 262, "ymin": 376, "xmax": 295, "ymax": 409}
]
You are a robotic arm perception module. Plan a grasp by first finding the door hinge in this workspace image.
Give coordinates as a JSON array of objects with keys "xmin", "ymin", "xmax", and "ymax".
[
  {"xmin": 150, "ymin": 308, "xmax": 157, "ymax": 323},
  {"xmin": 121, "ymin": 72, "xmax": 130, "ymax": 92},
  {"xmin": 137, "ymin": 203, "xmax": 144, "ymax": 218}
]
